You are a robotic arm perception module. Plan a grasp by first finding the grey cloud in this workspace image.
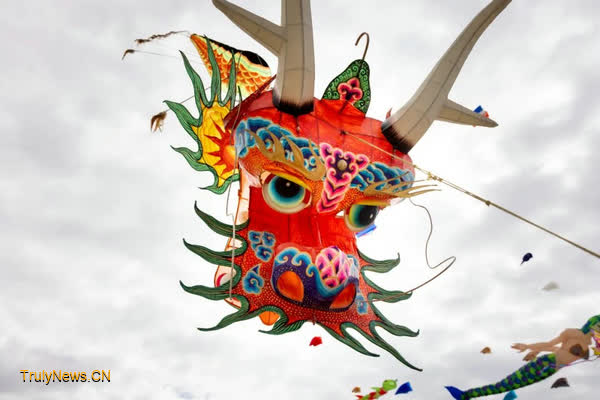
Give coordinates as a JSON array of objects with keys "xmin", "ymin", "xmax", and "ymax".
[{"xmin": 1, "ymin": 0, "xmax": 598, "ymax": 399}]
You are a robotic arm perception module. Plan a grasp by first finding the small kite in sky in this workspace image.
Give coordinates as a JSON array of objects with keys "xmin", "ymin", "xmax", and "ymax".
[
  {"xmin": 309, "ymin": 336, "xmax": 322, "ymax": 347},
  {"xmin": 352, "ymin": 387, "xmax": 361, "ymax": 393},
  {"xmin": 472, "ymin": 105, "xmax": 490, "ymax": 126},
  {"xmin": 551, "ymin": 377, "xmax": 569, "ymax": 388},
  {"xmin": 150, "ymin": 111, "xmax": 167, "ymax": 132},
  {"xmin": 134, "ymin": 30, "xmax": 186, "ymax": 45},
  {"xmin": 481, "ymin": 347, "xmax": 492, "ymax": 354},
  {"xmin": 542, "ymin": 282, "xmax": 559, "ymax": 291},
  {"xmin": 520, "ymin": 252, "xmax": 533, "ymax": 265},
  {"xmin": 121, "ymin": 49, "xmax": 135, "ymax": 60},
  {"xmin": 395, "ymin": 382, "xmax": 413, "ymax": 394}
]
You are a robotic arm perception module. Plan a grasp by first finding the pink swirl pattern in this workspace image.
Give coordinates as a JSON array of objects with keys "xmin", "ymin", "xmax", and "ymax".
[{"xmin": 314, "ymin": 246, "xmax": 353, "ymax": 288}]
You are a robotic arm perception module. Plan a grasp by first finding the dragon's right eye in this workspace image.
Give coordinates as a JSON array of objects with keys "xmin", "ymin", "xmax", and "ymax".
[{"xmin": 262, "ymin": 174, "xmax": 311, "ymax": 213}]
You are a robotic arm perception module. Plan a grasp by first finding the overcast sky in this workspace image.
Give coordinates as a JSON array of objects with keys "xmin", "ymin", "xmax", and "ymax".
[{"xmin": 1, "ymin": 0, "xmax": 599, "ymax": 399}]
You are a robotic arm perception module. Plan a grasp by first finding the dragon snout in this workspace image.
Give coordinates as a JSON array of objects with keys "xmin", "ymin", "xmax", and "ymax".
[{"xmin": 271, "ymin": 245, "xmax": 359, "ymax": 311}]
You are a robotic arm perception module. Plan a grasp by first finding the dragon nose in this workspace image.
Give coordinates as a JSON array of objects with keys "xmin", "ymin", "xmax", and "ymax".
[{"xmin": 271, "ymin": 245, "xmax": 359, "ymax": 311}]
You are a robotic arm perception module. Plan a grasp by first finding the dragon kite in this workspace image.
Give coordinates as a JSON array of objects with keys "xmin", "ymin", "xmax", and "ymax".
[{"xmin": 158, "ymin": 0, "xmax": 511, "ymax": 370}]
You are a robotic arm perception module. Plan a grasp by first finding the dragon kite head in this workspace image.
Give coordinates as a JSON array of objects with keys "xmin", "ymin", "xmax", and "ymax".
[{"xmin": 164, "ymin": 0, "xmax": 510, "ymax": 369}]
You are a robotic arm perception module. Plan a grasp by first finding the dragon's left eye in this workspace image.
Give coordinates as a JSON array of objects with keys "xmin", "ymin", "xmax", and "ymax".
[
  {"xmin": 345, "ymin": 204, "xmax": 379, "ymax": 231},
  {"xmin": 262, "ymin": 174, "xmax": 311, "ymax": 213}
]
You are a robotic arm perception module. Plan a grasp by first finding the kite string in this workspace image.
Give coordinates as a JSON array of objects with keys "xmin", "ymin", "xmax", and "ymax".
[
  {"xmin": 225, "ymin": 144, "xmax": 239, "ymax": 301},
  {"xmin": 369, "ymin": 199, "xmax": 456, "ymax": 304},
  {"xmin": 343, "ymin": 131, "xmax": 600, "ymax": 259},
  {"xmin": 224, "ymin": 64, "xmax": 245, "ymax": 301},
  {"xmin": 408, "ymin": 197, "xmax": 456, "ymax": 271}
]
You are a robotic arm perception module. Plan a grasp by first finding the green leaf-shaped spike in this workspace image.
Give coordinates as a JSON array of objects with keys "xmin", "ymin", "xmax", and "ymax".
[
  {"xmin": 359, "ymin": 249, "xmax": 401, "ymax": 273},
  {"xmin": 180, "ymin": 281, "xmax": 229, "ymax": 301},
  {"xmin": 261, "ymin": 319, "xmax": 305, "ymax": 335},
  {"xmin": 258, "ymin": 307, "xmax": 306, "ymax": 335},
  {"xmin": 165, "ymin": 101, "xmax": 201, "ymax": 141},
  {"xmin": 183, "ymin": 239, "xmax": 232, "ymax": 265},
  {"xmin": 197, "ymin": 296, "xmax": 251, "ymax": 331},
  {"xmin": 368, "ymin": 290, "xmax": 411, "ymax": 304},
  {"xmin": 362, "ymin": 274, "xmax": 411, "ymax": 304},
  {"xmin": 193, "ymin": 202, "xmax": 249, "ymax": 235},
  {"xmin": 171, "ymin": 145, "xmax": 240, "ymax": 194},
  {"xmin": 367, "ymin": 297, "xmax": 415, "ymax": 336},
  {"xmin": 181, "ymin": 50, "xmax": 214, "ymax": 109},
  {"xmin": 217, "ymin": 43, "xmax": 238, "ymax": 108},
  {"xmin": 371, "ymin": 320, "xmax": 419, "ymax": 338},
  {"xmin": 183, "ymin": 239, "xmax": 245, "ymax": 259},
  {"xmin": 171, "ymin": 145, "xmax": 211, "ymax": 172},
  {"xmin": 319, "ymin": 323, "xmax": 379, "ymax": 358},
  {"xmin": 199, "ymin": 174, "xmax": 239, "ymax": 194},
  {"xmin": 366, "ymin": 322, "xmax": 422, "ymax": 371}
]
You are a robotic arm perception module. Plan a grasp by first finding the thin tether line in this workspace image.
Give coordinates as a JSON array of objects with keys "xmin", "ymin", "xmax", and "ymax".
[{"xmin": 343, "ymin": 131, "xmax": 599, "ymax": 259}]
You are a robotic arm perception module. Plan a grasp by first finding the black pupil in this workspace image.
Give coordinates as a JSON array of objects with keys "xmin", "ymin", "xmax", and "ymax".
[
  {"xmin": 357, "ymin": 205, "xmax": 378, "ymax": 226},
  {"xmin": 274, "ymin": 177, "xmax": 301, "ymax": 198}
]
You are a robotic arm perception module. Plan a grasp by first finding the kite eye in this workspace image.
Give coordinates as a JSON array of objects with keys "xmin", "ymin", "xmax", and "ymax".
[
  {"xmin": 345, "ymin": 204, "xmax": 380, "ymax": 232},
  {"xmin": 262, "ymin": 174, "xmax": 311, "ymax": 213}
]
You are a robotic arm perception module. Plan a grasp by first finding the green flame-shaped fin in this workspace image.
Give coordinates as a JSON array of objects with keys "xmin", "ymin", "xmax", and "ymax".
[{"xmin": 322, "ymin": 59, "xmax": 371, "ymax": 113}]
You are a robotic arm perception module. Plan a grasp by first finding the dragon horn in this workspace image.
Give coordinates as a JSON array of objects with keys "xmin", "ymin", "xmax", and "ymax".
[
  {"xmin": 381, "ymin": 0, "xmax": 511, "ymax": 153},
  {"xmin": 212, "ymin": 0, "xmax": 315, "ymax": 115}
]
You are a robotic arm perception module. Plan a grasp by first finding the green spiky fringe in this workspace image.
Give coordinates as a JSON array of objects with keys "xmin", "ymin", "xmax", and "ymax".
[
  {"xmin": 182, "ymin": 208, "xmax": 420, "ymax": 368},
  {"xmin": 180, "ymin": 205, "xmax": 247, "ymax": 295},
  {"xmin": 165, "ymin": 37, "xmax": 239, "ymax": 194},
  {"xmin": 182, "ymin": 204, "xmax": 247, "ymax": 264},
  {"xmin": 339, "ymin": 249, "xmax": 421, "ymax": 370}
]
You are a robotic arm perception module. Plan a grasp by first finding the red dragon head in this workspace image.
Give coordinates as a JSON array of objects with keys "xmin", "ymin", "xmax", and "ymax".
[{"xmin": 164, "ymin": 0, "xmax": 510, "ymax": 369}]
